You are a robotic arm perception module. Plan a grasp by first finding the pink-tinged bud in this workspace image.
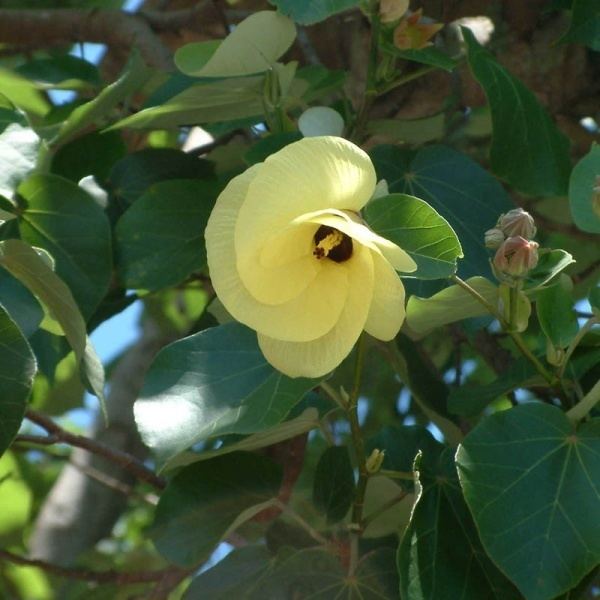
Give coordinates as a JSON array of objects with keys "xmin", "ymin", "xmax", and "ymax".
[
  {"xmin": 484, "ymin": 227, "xmax": 504, "ymax": 249},
  {"xmin": 498, "ymin": 208, "xmax": 537, "ymax": 239},
  {"xmin": 494, "ymin": 236, "xmax": 539, "ymax": 277}
]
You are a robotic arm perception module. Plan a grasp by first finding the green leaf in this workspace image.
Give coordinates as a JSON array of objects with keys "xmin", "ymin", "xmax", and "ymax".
[
  {"xmin": 163, "ymin": 408, "xmax": 319, "ymax": 471},
  {"xmin": 176, "ymin": 11, "xmax": 296, "ymax": 77},
  {"xmin": 111, "ymin": 76, "xmax": 265, "ymax": 130},
  {"xmin": 362, "ymin": 476, "xmax": 414, "ymax": 539},
  {"xmin": 456, "ymin": 403, "xmax": 600, "ymax": 600},
  {"xmin": 115, "ymin": 179, "xmax": 218, "ymax": 291},
  {"xmin": 312, "ymin": 445, "xmax": 355, "ymax": 523},
  {"xmin": 462, "ymin": 27, "xmax": 571, "ymax": 197},
  {"xmin": 560, "ymin": 0, "xmax": 600, "ymax": 50},
  {"xmin": 295, "ymin": 65, "xmax": 346, "ymax": 103},
  {"xmin": 0, "ymin": 453, "xmax": 33, "ymax": 542},
  {"xmin": 525, "ymin": 249, "xmax": 576, "ymax": 290},
  {"xmin": 364, "ymin": 193, "xmax": 462, "ymax": 279},
  {"xmin": 0, "ymin": 269, "xmax": 43, "ymax": 338},
  {"xmin": 151, "ymin": 452, "xmax": 282, "ymax": 566},
  {"xmin": 406, "ymin": 276, "xmax": 498, "ymax": 335},
  {"xmin": 16, "ymin": 55, "xmax": 100, "ymax": 90},
  {"xmin": 370, "ymin": 144, "xmax": 512, "ymax": 279},
  {"xmin": 134, "ymin": 323, "xmax": 318, "ymax": 464},
  {"xmin": 269, "ymin": 0, "xmax": 361, "ymax": 25},
  {"xmin": 249, "ymin": 547, "xmax": 398, "ymax": 598},
  {"xmin": 51, "ymin": 130, "xmax": 126, "ymax": 184},
  {"xmin": 108, "ymin": 148, "xmax": 214, "ymax": 207},
  {"xmin": 244, "ymin": 131, "xmax": 302, "ymax": 166},
  {"xmin": 568, "ymin": 143, "xmax": 600, "ymax": 234},
  {"xmin": 54, "ymin": 51, "xmax": 153, "ymax": 145},
  {"xmin": 0, "ymin": 121, "xmax": 40, "ymax": 199},
  {"xmin": 0, "ymin": 306, "xmax": 36, "ymax": 457},
  {"xmin": 388, "ymin": 46, "xmax": 459, "ymax": 71},
  {"xmin": 448, "ymin": 358, "xmax": 541, "ymax": 417},
  {"xmin": 398, "ymin": 448, "xmax": 521, "ymax": 600},
  {"xmin": 17, "ymin": 174, "xmax": 112, "ymax": 319},
  {"xmin": 0, "ymin": 239, "xmax": 105, "ymax": 404},
  {"xmin": 0, "ymin": 68, "xmax": 49, "ymax": 118},
  {"xmin": 184, "ymin": 546, "xmax": 272, "ymax": 600},
  {"xmin": 537, "ymin": 281, "xmax": 579, "ymax": 348},
  {"xmin": 366, "ymin": 113, "xmax": 445, "ymax": 145}
]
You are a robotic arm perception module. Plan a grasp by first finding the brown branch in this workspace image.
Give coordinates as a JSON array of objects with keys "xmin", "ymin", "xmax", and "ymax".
[
  {"xmin": 0, "ymin": 9, "xmax": 173, "ymax": 70},
  {"xmin": 24, "ymin": 409, "xmax": 166, "ymax": 491},
  {"xmin": 0, "ymin": 549, "xmax": 186, "ymax": 585}
]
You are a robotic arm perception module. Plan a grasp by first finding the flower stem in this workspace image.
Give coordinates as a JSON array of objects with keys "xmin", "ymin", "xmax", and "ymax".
[
  {"xmin": 566, "ymin": 379, "xmax": 600, "ymax": 423},
  {"xmin": 377, "ymin": 65, "xmax": 437, "ymax": 96},
  {"xmin": 347, "ymin": 334, "xmax": 368, "ymax": 574},
  {"xmin": 450, "ymin": 275, "xmax": 556, "ymax": 387},
  {"xmin": 558, "ymin": 317, "xmax": 598, "ymax": 379},
  {"xmin": 350, "ymin": 0, "xmax": 381, "ymax": 143}
]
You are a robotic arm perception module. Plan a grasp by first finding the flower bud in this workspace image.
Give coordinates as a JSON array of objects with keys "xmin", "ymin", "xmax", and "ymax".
[
  {"xmin": 484, "ymin": 227, "xmax": 504, "ymax": 249},
  {"xmin": 494, "ymin": 236, "xmax": 539, "ymax": 277},
  {"xmin": 365, "ymin": 449, "xmax": 385, "ymax": 474},
  {"xmin": 380, "ymin": 0, "xmax": 409, "ymax": 24},
  {"xmin": 498, "ymin": 208, "xmax": 536, "ymax": 239}
]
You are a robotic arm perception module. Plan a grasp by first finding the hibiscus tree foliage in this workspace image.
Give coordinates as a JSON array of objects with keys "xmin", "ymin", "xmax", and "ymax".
[{"xmin": 0, "ymin": 0, "xmax": 599, "ymax": 598}]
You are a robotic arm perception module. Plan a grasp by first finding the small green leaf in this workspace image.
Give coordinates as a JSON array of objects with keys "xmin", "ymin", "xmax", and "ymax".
[
  {"xmin": 525, "ymin": 249, "xmax": 576, "ymax": 290},
  {"xmin": 406, "ymin": 277, "xmax": 498, "ymax": 335},
  {"xmin": 398, "ymin": 448, "xmax": 521, "ymax": 600},
  {"xmin": 463, "ymin": 28, "xmax": 571, "ymax": 197},
  {"xmin": 364, "ymin": 193, "xmax": 462, "ymax": 279},
  {"xmin": 370, "ymin": 145, "xmax": 512, "ymax": 279},
  {"xmin": 0, "ymin": 120, "xmax": 40, "ymax": 199},
  {"xmin": 152, "ymin": 452, "xmax": 282, "ymax": 567},
  {"xmin": 176, "ymin": 12, "xmax": 296, "ymax": 77},
  {"xmin": 134, "ymin": 322, "xmax": 318, "ymax": 464},
  {"xmin": 0, "ymin": 306, "xmax": 36, "ymax": 457},
  {"xmin": 448, "ymin": 358, "xmax": 541, "ymax": 416},
  {"xmin": 269, "ymin": 0, "xmax": 361, "ymax": 25},
  {"xmin": 537, "ymin": 281, "xmax": 579, "ymax": 348},
  {"xmin": 456, "ymin": 403, "xmax": 600, "ymax": 600},
  {"xmin": 0, "ymin": 239, "xmax": 105, "ymax": 404},
  {"xmin": 560, "ymin": 0, "xmax": 600, "ymax": 50},
  {"xmin": 0, "ymin": 453, "xmax": 33, "ymax": 541},
  {"xmin": 312, "ymin": 446, "xmax": 355, "ymax": 523},
  {"xmin": 108, "ymin": 148, "xmax": 214, "ymax": 207},
  {"xmin": 568, "ymin": 143, "xmax": 600, "ymax": 234},
  {"xmin": 0, "ymin": 68, "xmax": 49, "ymax": 117},
  {"xmin": 111, "ymin": 76, "xmax": 266, "ymax": 130},
  {"xmin": 388, "ymin": 45, "xmax": 459, "ymax": 71},
  {"xmin": 0, "ymin": 269, "xmax": 43, "ymax": 338},
  {"xmin": 17, "ymin": 174, "xmax": 112, "ymax": 319},
  {"xmin": 116, "ymin": 179, "xmax": 219, "ymax": 291}
]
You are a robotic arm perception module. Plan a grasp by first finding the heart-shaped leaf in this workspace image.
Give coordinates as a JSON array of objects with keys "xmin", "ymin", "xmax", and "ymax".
[
  {"xmin": 456, "ymin": 403, "xmax": 600, "ymax": 600},
  {"xmin": 134, "ymin": 322, "xmax": 318, "ymax": 464}
]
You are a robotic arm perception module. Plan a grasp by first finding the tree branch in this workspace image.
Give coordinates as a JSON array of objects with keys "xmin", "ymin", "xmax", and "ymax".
[
  {"xmin": 0, "ymin": 8, "xmax": 175, "ymax": 70},
  {"xmin": 0, "ymin": 549, "xmax": 186, "ymax": 585},
  {"xmin": 23, "ymin": 409, "xmax": 165, "ymax": 491}
]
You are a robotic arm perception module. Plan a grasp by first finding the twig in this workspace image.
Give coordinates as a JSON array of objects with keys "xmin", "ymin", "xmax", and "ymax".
[
  {"xmin": 0, "ymin": 549, "xmax": 187, "ymax": 584},
  {"xmin": 23, "ymin": 409, "xmax": 166, "ymax": 491},
  {"xmin": 275, "ymin": 500, "xmax": 328, "ymax": 546},
  {"xmin": 566, "ymin": 379, "xmax": 600, "ymax": 423}
]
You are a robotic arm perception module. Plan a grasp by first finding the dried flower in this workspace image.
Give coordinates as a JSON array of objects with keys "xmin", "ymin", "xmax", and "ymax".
[{"xmin": 393, "ymin": 9, "xmax": 444, "ymax": 50}]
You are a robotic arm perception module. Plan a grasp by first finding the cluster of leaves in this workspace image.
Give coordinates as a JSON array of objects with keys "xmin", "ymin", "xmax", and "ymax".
[{"xmin": 0, "ymin": 0, "xmax": 599, "ymax": 599}]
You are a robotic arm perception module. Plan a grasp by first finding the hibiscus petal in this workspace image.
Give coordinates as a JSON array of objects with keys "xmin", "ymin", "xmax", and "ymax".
[
  {"xmin": 235, "ymin": 137, "xmax": 376, "ymax": 262},
  {"xmin": 205, "ymin": 166, "xmax": 349, "ymax": 342},
  {"xmin": 364, "ymin": 250, "xmax": 406, "ymax": 340},
  {"xmin": 257, "ymin": 243, "xmax": 375, "ymax": 378}
]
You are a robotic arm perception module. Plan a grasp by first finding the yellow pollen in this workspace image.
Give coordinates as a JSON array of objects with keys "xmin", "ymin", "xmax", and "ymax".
[{"xmin": 313, "ymin": 230, "xmax": 344, "ymax": 259}]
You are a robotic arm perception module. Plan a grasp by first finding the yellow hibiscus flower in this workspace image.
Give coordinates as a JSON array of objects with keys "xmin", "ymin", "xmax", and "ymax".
[{"xmin": 205, "ymin": 136, "xmax": 417, "ymax": 378}]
